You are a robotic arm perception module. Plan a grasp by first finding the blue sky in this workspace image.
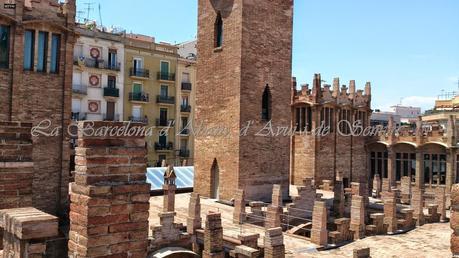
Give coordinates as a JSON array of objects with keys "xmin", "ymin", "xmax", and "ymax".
[{"xmin": 77, "ymin": 0, "xmax": 459, "ymax": 111}]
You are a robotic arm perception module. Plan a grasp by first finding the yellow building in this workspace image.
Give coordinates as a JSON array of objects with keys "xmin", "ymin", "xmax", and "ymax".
[
  {"xmin": 175, "ymin": 40, "xmax": 197, "ymax": 166},
  {"xmin": 123, "ymin": 34, "xmax": 179, "ymax": 166}
]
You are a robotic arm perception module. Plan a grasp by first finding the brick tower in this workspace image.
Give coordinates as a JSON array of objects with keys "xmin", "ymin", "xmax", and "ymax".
[{"xmin": 195, "ymin": 0, "xmax": 294, "ymax": 202}]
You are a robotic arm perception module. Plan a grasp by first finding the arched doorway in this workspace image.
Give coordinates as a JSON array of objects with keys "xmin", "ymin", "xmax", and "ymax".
[
  {"xmin": 392, "ymin": 142, "xmax": 417, "ymax": 183},
  {"xmin": 420, "ymin": 143, "xmax": 447, "ymax": 187},
  {"xmin": 367, "ymin": 142, "xmax": 388, "ymax": 191},
  {"xmin": 211, "ymin": 158, "xmax": 220, "ymax": 199}
]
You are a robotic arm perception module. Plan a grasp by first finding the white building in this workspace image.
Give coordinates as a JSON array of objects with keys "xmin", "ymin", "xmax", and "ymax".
[
  {"xmin": 391, "ymin": 105, "xmax": 421, "ymax": 124},
  {"xmin": 71, "ymin": 25, "xmax": 125, "ymax": 122},
  {"xmin": 370, "ymin": 110, "xmax": 401, "ymax": 126}
]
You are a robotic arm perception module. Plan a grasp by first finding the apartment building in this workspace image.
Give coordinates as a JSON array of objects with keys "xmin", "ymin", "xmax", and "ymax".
[
  {"xmin": 72, "ymin": 25, "xmax": 124, "ymax": 122},
  {"xmin": 175, "ymin": 40, "xmax": 197, "ymax": 166},
  {"xmin": 123, "ymin": 34, "xmax": 179, "ymax": 166}
]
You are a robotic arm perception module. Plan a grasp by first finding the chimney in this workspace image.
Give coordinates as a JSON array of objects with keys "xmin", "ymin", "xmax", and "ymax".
[
  {"xmin": 332, "ymin": 78, "xmax": 340, "ymax": 98},
  {"xmin": 349, "ymin": 80, "xmax": 356, "ymax": 99},
  {"xmin": 365, "ymin": 82, "xmax": 372, "ymax": 96}
]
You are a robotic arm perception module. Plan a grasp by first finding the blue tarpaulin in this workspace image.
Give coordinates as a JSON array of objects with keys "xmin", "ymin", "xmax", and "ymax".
[{"xmin": 146, "ymin": 166, "xmax": 194, "ymax": 191}]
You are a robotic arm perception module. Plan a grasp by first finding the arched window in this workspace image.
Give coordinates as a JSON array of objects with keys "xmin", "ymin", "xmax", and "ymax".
[
  {"xmin": 262, "ymin": 85, "xmax": 272, "ymax": 121},
  {"xmin": 214, "ymin": 12, "xmax": 223, "ymax": 48}
]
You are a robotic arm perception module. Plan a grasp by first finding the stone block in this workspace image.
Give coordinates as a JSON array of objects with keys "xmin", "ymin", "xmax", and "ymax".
[{"xmin": 0, "ymin": 207, "xmax": 58, "ymax": 240}]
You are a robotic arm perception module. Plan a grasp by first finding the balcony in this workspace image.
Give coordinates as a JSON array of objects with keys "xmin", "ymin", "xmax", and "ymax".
[
  {"xmin": 103, "ymin": 113, "xmax": 120, "ymax": 122},
  {"xmin": 156, "ymin": 95, "xmax": 175, "ymax": 105},
  {"xmin": 157, "ymin": 72, "xmax": 176, "ymax": 81},
  {"xmin": 71, "ymin": 112, "xmax": 86, "ymax": 121},
  {"xmin": 103, "ymin": 87, "xmax": 120, "ymax": 98},
  {"xmin": 156, "ymin": 119, "xmax": 175, "ymax": 127},
  {"xmin": 129, "ymin": 116, "xmax": 149, "ymax": 124},
  {"xmin": 72, "ymin": 85, "xmax": 87, "ymax": 95},
  {"xmin": 154, "ymin": 142, "xmax": 174, "ymax": 151},
  {"xmin": 179, "ymin": 149, "xmax": 190, "ymax": 158},
  {"xmin": 129, "ymin": 92, "xmax": 150, "ymax": 103},
  {"xmin": 85, "ymin": 58, "xmax": 105, "ymax": 69},
  {"xmin": 130, "ymin": 68, "xmax": 150, "ymax": 78},
  {"xmin": 181, "ymin": 82, "xmax": 192, "ymax": 91},
  {"xmin": 106, "ymin": 63, "xmax": 121, "ymax": 71},
  {"xmin": 180, "ymin": 105, "xmax": 192, "ymax": 113}
]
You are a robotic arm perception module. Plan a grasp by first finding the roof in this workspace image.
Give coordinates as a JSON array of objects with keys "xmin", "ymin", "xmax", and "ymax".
[{"xmin": 146, "ymin": 166, "xmax": 194, "ymax": 191}]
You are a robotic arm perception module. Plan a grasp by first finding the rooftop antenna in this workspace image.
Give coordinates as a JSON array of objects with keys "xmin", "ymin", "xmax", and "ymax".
[
  {"xmin": 98, "ymin": 3, "xmax": 103, "ymax": 27},
  {"xmin": 82, "ymin": 2, "xmax": 95, "ymax": 22}
]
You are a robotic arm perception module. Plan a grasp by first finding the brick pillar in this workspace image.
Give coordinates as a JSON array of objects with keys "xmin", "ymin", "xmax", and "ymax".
[
  {"xmin": 68, "ymin": 121, "xmax": 150, "ymax": 258},
  {"xmin": 451, "ymin": 184, "xmax": 459, "ymax": 256},
  {"xmin": 333, "ymin": 179, "xmax": 345, "ymax": 218},
  {"xmin": 233, "ymin": 189, "xmax": 246, "ymax": 224},
  {"xmin": 411, "ymin": 187, "xmax": 425, "ymax": 226},
  {"xmin": 415, "ymin": 151, "xmax": 424, "ymax": 188},
  {"xmin": 387, "ymin": 148, "xmax": 396, "ymax": 187},
  {"xmin": 350, "ymin": 195, "xmax": 365, "ymax": 240},
  {"xmin": 381, "ymin": 178, "xmax": 391, "ymax": 193},
  {"xmin": 203, "ymin": 212, "xmax": 224, "ymax": 258},
  {"xmin": 265, "ymin": 185, "xmax": 283, "ymax": 229},
  {"xmin": 187, "ymin": 193, "xmax": 202, "ymax": 234},
  {"xmin": 264, "ymin": 227, "xmax": 285, "ymax": 258},
  {"xmin": 0, "ymin": 121, "xmax": 34, "ymax": 250},
  {"xmin": 436, "ymin": 186, "xmax": 447, "ymax": 222},
  {"xmin": 0, "ymin": 207, "xmax": 59, "ymax": 258},
  {"xmin": 311, "ymin": 201, "xmax": 328, "ymax": 246},
  {"xmin": 447, "ymin": 149, "xmax": 455, "ymax": 193},
  {"xmin": 238, "ymin": 234, "xmax": 259, "ymax": 249},
  {"xmin": 383, "ymin": 192, "xmax": 397, "ymax": 233},
  {"xmin": 163, "ymin": 165, "xmax": 177, "ymax": 212},
  {"xmin": 400, "ymin": 176, "xmax": 412, "ymax": 204}
]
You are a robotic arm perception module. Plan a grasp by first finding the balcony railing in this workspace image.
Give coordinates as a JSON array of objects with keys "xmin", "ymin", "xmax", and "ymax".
[
  {"xmin": 156, "ymin": 119, "xmax": 175, "ymax": 127},
  {"xmin": 156, "ymin": 95, "xmax": 175, "ymax": 104},
  {"xmin": 181, "ymin": 82, "xmax": 192, "ymax": 91},
  {"xmin": 103, "ymin": 113, "xmax": 120, "ymax": 122},
  {"xmin": 179, "ymin": 149, "xmax": 190, "ymax": 158},
  {"xmin": 157, "ymin": 72, "xmax": 176, "ymax": 81},
  {"xmin": 129, "ymin": 116, "xmax": 149, "ymax": 124},
  {"xmin": 85, "ymin": 58, "xmax": 105, "ymax": 69},
  {"xmin": 106, "ymin": 62, "xmax": 121, "ymax": 71},
  {"xmin": 71, "ymin": 112, "xmax": 87, "ymax": 121},
  {"xmin": 129, "ymin": 92, "xmax": 150, "ymax": 102},
  {"xmin": 154, "ymin": 142, "xmax": 174, "ymax": 151},
  {"xmin": 130, "ymin": 68, "xmax": 150, "ymax": 78},
  {"xmin": 180, "ymin": 105, "xmax": 192, "ymax": 113},
  {"xmin": 72, "ymin": 85, "xmax": 87, "ymax": 95},
  {"xmin": 103, "ymin": 87, "xmax": 120, "ymax": 98}
]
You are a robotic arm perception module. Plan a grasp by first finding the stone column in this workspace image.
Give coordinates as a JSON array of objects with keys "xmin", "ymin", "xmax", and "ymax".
[
  {"xmin": 163, "ymin": 165, "xmax": 177, "ymax": 212},
  {"xmin": 203, "ymin": 212, "xmax": 224, "ymax": 258},
  {"xmin": 233, "ymin": 189, "xmax": 246, "ymax": 224},
  {"xmin": 350, "ymin": 195, "xmax": 365, "ymax": 240},
  {"xmin": 451, "ymin": 184, "xmax": 459, "ymax": 256},
  {"xmin": 415, "ymin": 151, "xmax": 424, "ymax": 188},
  {"xmin": 68, "ymin": 121, "xmax": 150, "ymax": 258},
  {"xmin": 0, "ymin": 207, "xmax": 59, "ymax": 258},
  {"xmin": 446, "ymin": 149, "xmax": 455, "ymax": 193},
  {"xmin": 387, "ymin": 148, "xmax": 396, "ymax": 188},
  {"xmin": 383, "ymin": 192, "xmax": 397, "ymax": 233},
  {"xmin": 333, "ymin": 180, "xmax": 345, "ymax": 218},
  {"xmin": 264, "ymin": 227, "xmax": 285, "ymax": 258},
  {"xmin": 311, "ymin": 201, "xmax": 328, "ymax": 246},
  {"xmin": 411, "ymin": 187, "xmax": 425, "ymax": 226}
]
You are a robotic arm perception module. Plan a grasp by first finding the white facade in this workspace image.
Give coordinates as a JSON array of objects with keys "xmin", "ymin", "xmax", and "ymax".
[
  {"xmin": 391, "ymin": 105, "xmax": 422, "ymax": 124},
  {"xmin": 371, "ymin": 111, "xmax": 401, "ymax": 126},
  {"xmin": 71, "ymin": 27, "xmax": 125, "ymax": 122}
]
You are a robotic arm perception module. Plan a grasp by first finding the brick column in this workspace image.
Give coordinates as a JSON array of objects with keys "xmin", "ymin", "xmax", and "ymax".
[
  {"xmin": 387, "ymin": 148, "xmax": 396, "ymax": 188},
  {"xmin": 68, "ymin": 121, "xmax": 150, "ymax": 258},
  {"xmin": 187, "ymin": 193, "xmax": 202, "ymax": 234},
  {"xmin": 311, "ymin": 201, "xmax": 328, "ymax": 246},
  {"xmin": 446, "ymin": 149, "xmax": 455, "ymax": 193},
  {"xmin": 265, "ymin": 185, "xmax": 283, "ymax": 229},
  {"xmin": 400, "ymin": 176, "xmax": 412, "ymax": 204},
  {"xmin": 411, "ymin": 187, "xmax": 425, "ymax": 226},
  {"xmin": 203, "ymin": 212, "xmax": 224, "ymax": 258},
  {"xmin": 333, "ymin": 180, "xmax": 345, "ymax": 218},
  {"xmin": 350, "ymin": 195, "xmax": 365, "ymax": 240},
  {"xmin": 264, "ymin": 227, "xmax": 285, "ymax": 258},
  {"xmin": 0, "ymin": 121, "xmax": 34, "ymax": 250},
  {"xmin": 436, "ymin": 186, "xmax": 447, "ymax": 222},
  {"xmin": 0, "ymin": 207, "xmax": 59, "ymax": 258},
  {"xmin": 372, "ymin": 174, "xmax": 381, "ymax": 198},
  {"xmin": 383, "ymin": 192, "xmax": 397, "ymax": 233},
  {"xmin": 163, "ymin": 165, "xmax": 177, "ymax": 212},
  {"xmin": 233, "ymin": 189, "xmax": 246, "ymax": 224},
  {"xmin": 451, "ymin": 184, "xmax": 459, "ymax": 256}
]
